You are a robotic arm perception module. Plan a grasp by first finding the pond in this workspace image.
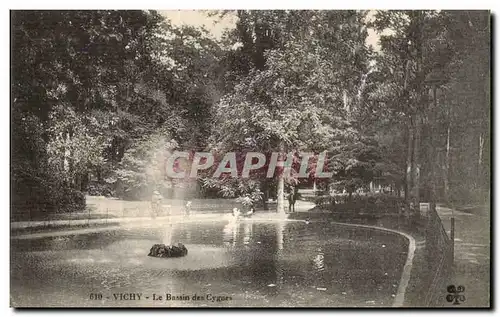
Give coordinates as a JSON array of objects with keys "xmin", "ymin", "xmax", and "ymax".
[{"xmin": 11, "ymin": 219, "xmax": 408, "ymax": 307}]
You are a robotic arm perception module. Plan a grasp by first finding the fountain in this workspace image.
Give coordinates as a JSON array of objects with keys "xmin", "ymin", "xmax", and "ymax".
[
  {"xmin": 147, "ymin": 223, "xmax": 188, "ymax": 258},
  {"xmin": 148, "ymin": 243, "xmax": 188, "ymax": 258}
]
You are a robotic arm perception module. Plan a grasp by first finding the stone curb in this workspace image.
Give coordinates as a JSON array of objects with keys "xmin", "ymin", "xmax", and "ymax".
[{"xmin": 328, "ymin": 221, "xmax": 416, "ymax": 307}]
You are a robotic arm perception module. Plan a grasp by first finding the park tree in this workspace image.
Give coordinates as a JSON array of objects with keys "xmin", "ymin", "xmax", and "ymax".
[
  {"xmin": 370, "ymin": 10, "xmax": 490, "ymax": 213},
  {"xmin": 11, "ymin": 10, "xmax": 178, "ymax": 215},
  {"xmin": 430, "ymin": 11, "xmax": 490, "ymax": 205},
  {"xmin": 114, "ymin": 21, "xmax": 224, "ymax": 199},
  {"xmin": 369, "ymin": 10, "xmax": 452, "ymax": 214},
  {"xmin": 209, "ymin": 10, "xmax": 372, "ymax": 213},
  {"xmin": 11, "ymin": 9, "xmax": 489, "ymax": 220}
]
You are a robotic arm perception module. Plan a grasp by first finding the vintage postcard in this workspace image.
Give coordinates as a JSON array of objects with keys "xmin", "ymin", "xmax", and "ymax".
[{"xmin": 10, "ymin": 10, "xmax": 491, "ymax": 308}]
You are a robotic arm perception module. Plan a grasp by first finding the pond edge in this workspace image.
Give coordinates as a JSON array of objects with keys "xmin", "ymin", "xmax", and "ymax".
[{"xmin": 328, "ymin": 221, "xmax": 416, "ymax": 307}]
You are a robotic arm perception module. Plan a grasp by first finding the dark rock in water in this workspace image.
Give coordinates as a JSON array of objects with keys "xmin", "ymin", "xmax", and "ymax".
[{"xmin": 148, "ymin": 243, "xmax": 188, "ymax": 258}]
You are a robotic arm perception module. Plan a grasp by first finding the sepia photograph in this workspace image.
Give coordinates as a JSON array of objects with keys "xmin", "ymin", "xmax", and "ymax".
[{"xmin": 10, "ymin": 9, "xmax": 491, "ymax": 308}]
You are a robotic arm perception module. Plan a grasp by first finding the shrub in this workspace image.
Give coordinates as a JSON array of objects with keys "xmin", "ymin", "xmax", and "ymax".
[
  {"xmin": 313, "ymin": 195, "xmax": 336, "ymax": 207},
  {"xmin": 11, "ymin": 168, "xmax": 86, "ymax": 221},
  {"xmin": 87, "ymin": 182, "xmax": 115, "ymax": 197},
  {"xmin": 316, "ymin": 193, "xmax": 404, "ymax": 215},
  {"xmin": 52, "ymin": 187, "xmax": 86, "ymax": 213},
  {"xmin": 449, "ymin": 185, "xmax": 489, "ymax": 206}
]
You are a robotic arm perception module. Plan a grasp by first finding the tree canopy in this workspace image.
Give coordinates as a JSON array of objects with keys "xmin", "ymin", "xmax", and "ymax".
[{"xmin": 11, "ymin": 10, "xmax": 490, "ymax": 218}]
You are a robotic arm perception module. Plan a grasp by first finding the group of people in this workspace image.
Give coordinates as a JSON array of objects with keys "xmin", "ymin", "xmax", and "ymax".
[
  {"xmin": 150, "ymin": 190, "xmax": 191, "ymax": 218},
  {"xmin": 150, "ymin": 185, "xmax": 299, "ymax": 219},
  {"xmin": 231, "ymin": 206, "xmax": 255, "ymax": 219}
]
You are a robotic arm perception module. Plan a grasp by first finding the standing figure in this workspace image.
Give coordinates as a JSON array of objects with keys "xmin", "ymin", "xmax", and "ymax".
[
  {"xmin": 151, "ymin": 190, "xmax": 163, "ymax": 218},
  {"xmin": 184, "ymin": 201, "xmax": 192, "ymax": 216},
  {"xmin": 287, "ymin": 186, "xmax": 299, "ymax": 213}
]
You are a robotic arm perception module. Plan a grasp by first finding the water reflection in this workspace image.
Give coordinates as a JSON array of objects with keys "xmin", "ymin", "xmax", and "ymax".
[
  {"xmin": 276, "ymin": 222, "xmax": 285, "ymax": 251},
  {"xmin": 275, "ymin": 222, "xmax": 285, "ymax": 289},
  {"xmin": 313, "ymin": 248, "xmax": 325, "ymax": 272},
  {"xmin": 243, "ymin": 222, "xmax": 252, "ymax": 245},
  {"xmin": 222, "ymin": 220, "xmax": 256, "ymax": 247},
  {"xmin": 11, "ymin": 220, "xmax": 408, "ymax": 307},
  {"xmin": 222, "ymin": 220, "xmax": 240, "ymax": 246}
]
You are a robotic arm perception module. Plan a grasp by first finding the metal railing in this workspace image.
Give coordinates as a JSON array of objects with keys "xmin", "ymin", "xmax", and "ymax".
[{"xmin": 423, "ymin": 205, "xmax": 454, "ymax": 306}]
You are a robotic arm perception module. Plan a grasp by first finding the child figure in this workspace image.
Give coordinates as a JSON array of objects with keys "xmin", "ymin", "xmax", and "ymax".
[
  {"xmin": 232, "ymin": 207, "xmax": 241, "ymax": 219},
  {"xmin": 151, "ymin": 190, "xmax": 163, "ymax": 218},
  {"xmin": 184, "ymin": 201, "xmax": 192, "ymax": 216}
]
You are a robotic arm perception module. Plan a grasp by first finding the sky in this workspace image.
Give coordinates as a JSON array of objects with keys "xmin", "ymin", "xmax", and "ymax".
[
  {"xmin": 160, "ymin": 10, "xmax": 236, "ymax": 39},
  {"xmin": 160, "ymin": 10, "xmax": 382, "ymax": 50}
]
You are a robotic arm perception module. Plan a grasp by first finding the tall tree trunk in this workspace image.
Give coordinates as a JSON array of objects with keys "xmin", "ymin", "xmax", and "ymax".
[
  {"xmin": 262, "ymin": 179, "xmax": 269, "ymax": 210},
  {"xmin": 413, "ymin": 11, "xmax": 424, "ymax": 216},
  {"xmin": 276, "ymin": 143, "xmax": 286, "ymax": 214},
  {"xmin": 65, "ymin": 129, "xmax": 75, "ymax": 187},
  {"xmin": 444, "ymin": 121, "xmax": 451, "ymax": 203},
  {"xmin": 412, "ymin": 114, "xmax": 421, "ymax": 215},
  {"xmin": 428, "ymin": 86, "xmax": 438, "ymax": 213},
  {"xmin": 406, "ymin": 119, "xmax": 414, "ymax": 209},
  {"xmin": 80, "ymin": 172, "xmax": 89, "ymax": 192},
  {"xmin": 478, "ymin": 132, "xmax": 484, "ymax": 188},
  {"xmin": 276, "ymin": 172, "xmax": 285, "ymax": 214}
]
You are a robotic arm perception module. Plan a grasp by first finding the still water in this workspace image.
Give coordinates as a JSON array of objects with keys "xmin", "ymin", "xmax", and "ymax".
[{"xmin": 11, "ymin": 220, "xmax": 408, "ymax": 307}]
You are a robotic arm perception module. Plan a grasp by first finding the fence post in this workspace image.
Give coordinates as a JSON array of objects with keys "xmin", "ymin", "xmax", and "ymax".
[
  {"xmin": 425, "ymin": 207, "xmax": 432, "ymax": 268},
  {"xmin": 426, "ymin": 205, "xmax": 440, "ymax": 271},
  {"xmin": 450, "ymin": 217, "xmax": 455, "ymax": 267}
]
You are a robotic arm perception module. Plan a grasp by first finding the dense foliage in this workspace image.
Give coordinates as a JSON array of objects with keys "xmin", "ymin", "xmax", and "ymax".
[{"xmin": 11, "ymin": 10, "xmax": 490, "ymax": 218}]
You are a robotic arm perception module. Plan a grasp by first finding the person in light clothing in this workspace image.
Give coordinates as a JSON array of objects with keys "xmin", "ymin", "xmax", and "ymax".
[
  {"xmin": 184, "ymin": 201, "xmax": 192, "ymax": 216},
  {"xmin": 151, "ymin": 190, "xmax": 163, "ymax": 218}
]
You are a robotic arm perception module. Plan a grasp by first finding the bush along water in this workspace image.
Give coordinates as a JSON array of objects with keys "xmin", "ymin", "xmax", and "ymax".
[{"xmin": 314, "ymin": 194, "xmax": 405, "ymax": 216}]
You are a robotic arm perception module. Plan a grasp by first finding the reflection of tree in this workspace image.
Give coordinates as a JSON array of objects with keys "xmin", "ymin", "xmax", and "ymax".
[
  {"xmin": 221, "ymin": 221, "xmax": 287, "ymax": 288},
  {"xmin": 276, "ymin": 222, "xmax": 284, "ymax": 251},
  {"xmin": 243, "ymin": 222, "xmax": 253, "ymax": 245},
  {"xmin": 275, "ymin": 222, "xmax": 286, "ymax": 287}
]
